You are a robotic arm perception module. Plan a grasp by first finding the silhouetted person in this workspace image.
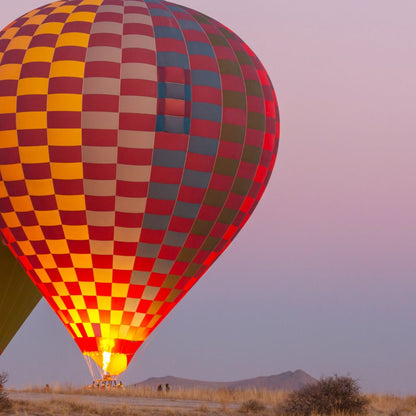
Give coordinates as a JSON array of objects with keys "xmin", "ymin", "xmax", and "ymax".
[
  {"xmin": 165, "ymin": 383, "xmax": 170, "ymax": 392},
  {"xmin": 157, "ymin": 384, "xmax": 162, "ymax": 392}
]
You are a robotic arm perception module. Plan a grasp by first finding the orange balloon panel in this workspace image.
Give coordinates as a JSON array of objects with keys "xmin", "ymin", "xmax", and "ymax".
[{"xmin": 0, "ymin": 0, "xmax": 279, "ymax": 375}]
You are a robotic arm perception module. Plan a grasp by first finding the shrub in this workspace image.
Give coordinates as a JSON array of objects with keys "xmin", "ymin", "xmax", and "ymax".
[
  {"xmin": 239, "ymin": 399, "xmax": 267, "ymax": 413},
  {"xmin": 281, "ymin": 374, "xmax": 369, "ymax": 416},
  {"xmin": 0, "ymin": 372, "xmax": 11, "ymax": 411}
]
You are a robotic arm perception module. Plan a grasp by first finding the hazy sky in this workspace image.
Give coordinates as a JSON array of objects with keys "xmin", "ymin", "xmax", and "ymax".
[{"xmin": 1, "ymin": 0, "xmax": 415, "ymax": 394}]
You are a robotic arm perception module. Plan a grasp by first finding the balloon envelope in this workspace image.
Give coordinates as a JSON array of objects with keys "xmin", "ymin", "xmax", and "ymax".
[
  {"xmin": 0, "ymin": 0, "xmax": 279, "ymax": 375},
  {"xmin": 0, "ymin": 243, "xmax": 42, "ymax": 355}
]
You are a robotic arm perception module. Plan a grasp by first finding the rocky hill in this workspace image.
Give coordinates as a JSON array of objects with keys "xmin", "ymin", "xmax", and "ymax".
[{"xmin": 132, "ymin": 370, "xmax": 317, "ymax": 391}]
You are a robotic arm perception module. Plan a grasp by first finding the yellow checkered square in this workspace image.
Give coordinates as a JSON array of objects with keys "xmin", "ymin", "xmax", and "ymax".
[
  {"xmin": 1, "ymin": 164, "xmax": 24, "ymax": 181},
  {"xmin": 80, "ymin": 282, "xmax": 96, "ymax": 297},
  {"xmin": 0, "ymin": 64, "xmax": 21, "ymax": 80},
  {"xmin": 37, "ymin": 254, "xmax": 57, "ymax": 269},
  {"xmin": 17, "ymin": 240, "xmax": 36, "ymax": 256},
  {"xmin": 26, "ymin": 179, "xmax": 55, "ymax": 197},
  {"xmin": 48, "ymin": 129, "xmax": 82, "ymax": 146},
  {"xmin": 70, "ymin": 253, "xmax": 93, "ymax": 268},
  {"xmin": 52, "ymin": 296, "xmax": 67, "ymax": 310},
  {"xmin": 6, "ymin": 36, "xmax": 32, "ymax": 51},
  {"xmin": 0, "ymin": 96, "xmax": 17, "ymax": 112},
  {"xmin": 36, "ymin": 269, "xmax": 52, "ymax": 284},
  {"xmin": 1, "ymin": 211, "xmax": 20, "ymax": 228},
  {"xmin": 97, "ymin": 296, "xmax": 112, "ymax": 311},
  {"xmin": 47, "ymin": 94, "xmax": 83, "ymax": 111},
  {"xmin": 22, "ymin": 225, "xmax": 44, "ymax": 241},
  {"xmin": 84, "ymin": 323, "xmax": 95, "ymax": 338},
  {"xmin": 72, "ymin": 296, "xmax": 87, "ymax": 310},
  {"xmin": 50, "ymin": 162, "xmax": 83, "ymax": 180},
  {"xmin": 17, "ymin": 78, "xmax": 49, "ymax": 95},
  {"xmin": 10, "ymin": 195, "xmax": 32, "ymax": 212},
  {"xmin": 23, "ymin": 47, "xmax": 55, "ymax": 64},
  {"xmin": 16, "ymin": 112, "xmax": 47, "ymax": 130},
  {"xmin": 0, "ymin": 131, "xmax": 18, "ymax": 148},
  {"xmin": 35, "ymin": 209, "xmax": 61, "ymax": 226},
  {"xmin": 59, "ymin": 267, "xmax": 78, "ymax": 281},
  {"xmin": 55, "ymin": 32, "xmax": 90, "ymax": 48},
  {"xmin": 70, "ymin": 323, "xmax": 82, "ymax": 338},
  {"xmin": 36, "ymin": 22, "xmax": 65, "ymax": 35},
  {"xmin": 93, "ymin": 269, "xmax": 112, "ymax": 283},
  {"xmin": 67, "ymin": 12, "xmax": 96, "ymax": 23},
  {"xmin": 87, "ymin": 309, "xmax": 100, "ymax": 324}
]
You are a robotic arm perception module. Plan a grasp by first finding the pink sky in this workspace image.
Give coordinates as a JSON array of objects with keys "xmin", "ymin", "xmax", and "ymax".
[{"xmin": 0, "ymin": 0, "xmax": 415, "ymax": 394}]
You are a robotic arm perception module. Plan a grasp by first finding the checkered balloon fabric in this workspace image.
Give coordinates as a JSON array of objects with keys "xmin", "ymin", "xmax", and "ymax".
[{"xmin": 0, "ymin": 0, "xmax": 279, "ymax": 375}]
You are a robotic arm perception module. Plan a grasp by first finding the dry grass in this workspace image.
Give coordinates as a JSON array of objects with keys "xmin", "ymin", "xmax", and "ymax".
[
  {"xmin": 4, "ymin": 387, "xmax": 416, "ymax": 416},
  {"xmin": 2, "ymin": 398, "xmax": 242, "ymax": 416},
  {"xmin": 4, "ymin": 398, "xmax": 190, "ymax": 416},
  {"xmin": 20, "ymin": 383, "xmax": 289, "ymax": 406},
  {"xmin": 366, "ymin": 394, "xmax": 416, "ymax": 416}
]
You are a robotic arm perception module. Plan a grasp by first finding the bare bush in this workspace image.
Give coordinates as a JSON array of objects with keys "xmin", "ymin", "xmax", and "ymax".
[
  {"xmin": 281, "ymin": 374, "xmax": 369, "ymax": 416},
  {"xmin": 239, "ymin": 399, "xmax": 266, "ymax": 413},
  {"xmin": 0, "ymin": 372, "xmax": 11, "ymax": 411}
]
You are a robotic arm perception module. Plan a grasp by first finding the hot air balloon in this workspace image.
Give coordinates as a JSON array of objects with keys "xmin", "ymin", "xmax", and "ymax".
[
  {"xmin": 0, "ymin": 0, "xmax": 279, "ymax": 376},
  {"xmin": 0, "ymin": 242, "xmax": 42, "ymax": 355}
]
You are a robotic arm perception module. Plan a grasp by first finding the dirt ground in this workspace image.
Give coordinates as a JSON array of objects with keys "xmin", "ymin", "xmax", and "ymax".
[{"xmin": 2, "ymin": 390, "xmax": 246, "ymax": 416}]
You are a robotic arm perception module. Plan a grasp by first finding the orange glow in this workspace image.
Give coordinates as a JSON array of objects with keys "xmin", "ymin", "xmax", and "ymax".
[
  {"xmin": 85, "ymin": 351, "xmax": 128, "ymax": 376},
  {"xmin": 103, "ymin": 351, "xmax": 112, "ymax": 372},
  {"xmin": 83, "ymin": 338, "xmax": 128, "ymax": 376}
]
